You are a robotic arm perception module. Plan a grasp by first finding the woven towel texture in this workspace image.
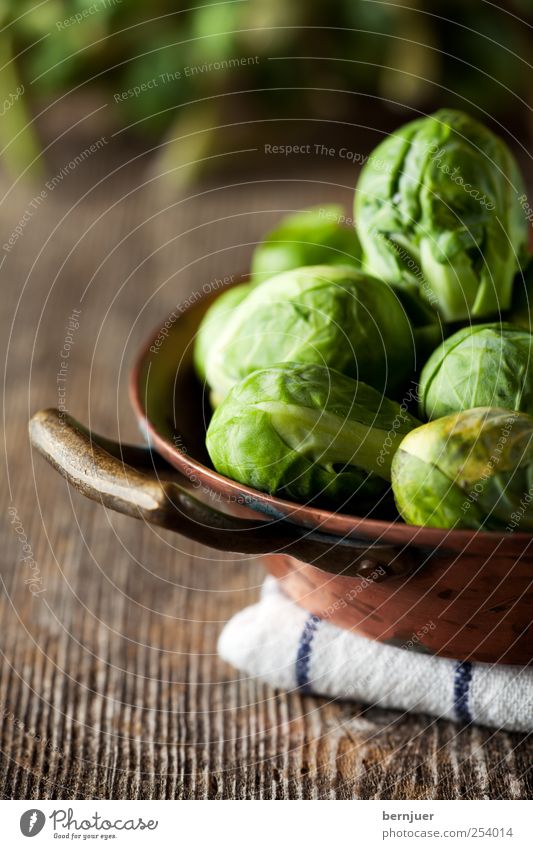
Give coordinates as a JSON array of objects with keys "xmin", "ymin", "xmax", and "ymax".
[{"xmin": 219, "ymin": 579, "xmax": 533, "ymax": 732}]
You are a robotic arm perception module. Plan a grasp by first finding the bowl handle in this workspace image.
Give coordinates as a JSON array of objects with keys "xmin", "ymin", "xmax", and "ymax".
[{"xmin": 28, "ymin": 408, "xmax": 417, "ymax": 580}]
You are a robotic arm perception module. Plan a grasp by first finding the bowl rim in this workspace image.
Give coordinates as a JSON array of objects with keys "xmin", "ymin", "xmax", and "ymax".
[{"xmin": 129, "ymin": 288, "xmax": 533, "ymax": 551}]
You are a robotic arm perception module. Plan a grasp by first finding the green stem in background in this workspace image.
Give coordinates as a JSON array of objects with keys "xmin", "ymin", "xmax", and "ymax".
[
  {"xmin": 152, "ymin": 100, "xmax": 218, "ymax": 191},
  {"xmin": 0, "ymin": 31, "xmax": 43, "ymax": 183}
]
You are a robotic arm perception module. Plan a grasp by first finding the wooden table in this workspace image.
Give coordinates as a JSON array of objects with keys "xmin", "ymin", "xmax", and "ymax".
[{"xmin": 1, "ymin": 156, "xmax": 531, "ymax": 800}]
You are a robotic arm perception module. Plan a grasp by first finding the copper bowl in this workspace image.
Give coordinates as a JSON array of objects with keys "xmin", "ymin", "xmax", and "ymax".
[{"xmin": 29, "ymin": 284, "xmax": 533, "ymax": 665}]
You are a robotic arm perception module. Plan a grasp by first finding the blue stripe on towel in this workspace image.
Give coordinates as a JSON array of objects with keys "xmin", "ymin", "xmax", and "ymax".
[
  {"xmin": 295, "ymin": 614, "xmax": 321, "ymax": 692},
  {"xmin": 453, "ymin": 661, "xmax": 473, "ymax": 723}
]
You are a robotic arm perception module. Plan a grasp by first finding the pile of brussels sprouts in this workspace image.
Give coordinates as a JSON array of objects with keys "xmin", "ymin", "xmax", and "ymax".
[{"xmin": 195, "ymin": 109, "xmax": 533, "ymax": 532}]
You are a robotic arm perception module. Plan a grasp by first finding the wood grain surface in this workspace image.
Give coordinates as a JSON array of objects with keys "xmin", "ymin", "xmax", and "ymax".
[{"xmin": 0, "ymin": 152, "xmax": 531, "ymax": 800}]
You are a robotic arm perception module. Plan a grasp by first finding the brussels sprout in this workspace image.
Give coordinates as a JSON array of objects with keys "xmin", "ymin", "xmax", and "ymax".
[
  {"xmin": 206, "ymin": 363, "xmax": 420, "ymax": 507},
  {"xmin": 194, "ymin": 283, "xmax": 250, "ymax": 382},
  {"xmin": 250, "ymin": 205, "xmax": 362, "ymax": 284},
  {"xmin": 419, "ymin": 323, "xmax": 533, "ymax": 420},
  {"xmin": 205, "ymin": 265, "xmax": 415, "ymax": 405},
  {"xmin": 392, "ymin": 408, "xmax": 533, "ymax": 530},
  {"xmin": 355, "ymin": 109, "xmax": 528, "ymax": 322},
  {"xmin": 509, "ymin": 254, "xmax": 533, "ymax": 331},
  {"xmin": 388, "ymin": 282, "xmax": 444, "ymax": 361}
]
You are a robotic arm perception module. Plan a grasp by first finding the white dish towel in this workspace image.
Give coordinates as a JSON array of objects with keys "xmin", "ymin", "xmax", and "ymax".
[{"xmin": 218, "ymin": 578, "xmax": 533, "ymax": 732}]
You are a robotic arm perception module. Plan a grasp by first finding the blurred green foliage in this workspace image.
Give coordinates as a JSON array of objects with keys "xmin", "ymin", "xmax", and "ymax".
[{"xmin": 0, "ymin": 0, "xmax": 530, "ymax": 182}]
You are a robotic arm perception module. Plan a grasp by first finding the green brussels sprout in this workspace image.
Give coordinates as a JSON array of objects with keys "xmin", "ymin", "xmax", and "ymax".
[
  {"xmin": 392, "ymin": 408, "xmax": 533, "ymax": 530},
  {"xmin": 206, "ymin": 363, "xmax": 421, "ymax": 507},
  {"xmin": 419, "ymin": 323, "xmax": 533, "ymax": 420},
  {"xmin": 509, "ymin": 254, "xmax": 533, "ymax": 331},
  {"xmin": 355, "ymin": 109, "xmax": 528, "ymax": 322},
  {"xmin": 205, "ymin": 265, "xmax": 415, "ymax": 405},
  {"xmin": 388, "ymin": 282, "xmax": 444, "ymax": 361},
  {"xmin": 250, "ymin": 205, "xmax": 362, "ymax": 284},
  {"xmin": 194, "ymin": 283, "xmax": 250, "ymax": 382}
]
